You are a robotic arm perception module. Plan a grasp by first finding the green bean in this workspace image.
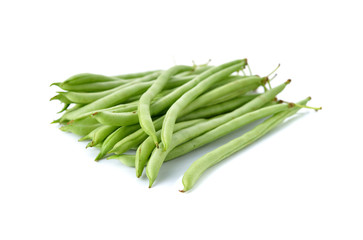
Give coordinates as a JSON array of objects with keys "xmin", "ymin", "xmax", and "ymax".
[
  {"xmin": 113, "ymin": 70, "xmax": 160, "ymax": 79},
  {"xmin": 107, "ymin": 154, "xmax": 136, "ymax": 167},
  {"xmin": 60, "ymin": 117, "xmax": 101, "ymax": 136},
  {"xmin": 175, "ymin": 65, "xmax": 213, "ymax": 77},
  {"xmin": 181, "ymin": 75, "xmax": 264, "ymax": 116},
  {"xmin": 135, "ymin": 119, "xmax": 207, "ymax": 177},
  {"xmin": 93, "ymin": 111, "xmax": 139, "ymax": 126},
  {"xmin": 167, "ymin": 102, "xmax": 284, "ymax": 160},
  {"xmin": 138, "ymin": 65, "xmax": 193, "ymax": 147},
  {"xmin": 59, "ymin": 82, "xmax": 153, "ymax": 121},
  {"xmin": 95, "ymin": 124, "xmax": 140, "ymax": 161},
  {"xmin": 57, "ymin": 72, "xmax": 160, "ymax": 92},
  {"xmin": 50, "ymin": 94, "xmax": 72, "ymax": 104},
  {"xmin": 161, "ymin": 59, "xmax": 248, "ymax": 150},
  {"xmin": 147, "ymin": 80, "xmax": 290, "ymax": 187},
  {"xmin": 83, "ymin": 125, "xmax": 119, "ymax": 147},
  {"xmin": 63, "ymin": 71, "xmax": 159, "ymax": 86},
  {"xmin": 58, "ymin": 103, "xmax": 70, "ymax": 113},
  {"xmin": 180, "ymin": 97, "xmax": 311, "ymax": 192},
  {"xmin": 101, "ymin": 101, "xmax": 139, "ymax": 113},
  {"xmin": 63, "ymin": 73, "xmax": 120, "ymax": 85},
  {"xmin": 206, "ymin": 84, "xmax": 260, "ymax": 106},
  {"xmin": 109, "ymin": 117, "xmax": 164, "ymax": 156},
  {"xmin": 177, "ymin": 94, "xmax": 260, "ymax": 121}
]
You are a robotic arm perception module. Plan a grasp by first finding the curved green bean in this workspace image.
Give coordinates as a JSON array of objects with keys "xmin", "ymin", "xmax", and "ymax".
[
  {"xmin": 180, "ymin": 97, "xmax": 311, "ymax": 192},
  {"xmin": 107, "ymin": 154, "xmax": 136, "ymax": 167},
  {"xmin": 95, "ymin": 124, "xmax": 140, "ymax": 161},
  {"xmin": 60, "ymin": 117, "xmax": 101, "ymax": 136},
  {"xmin": 85, "ymin": 125, "xmax": 119, "ymax": 147},
  {"xmin": 135, "ymin": 119, "xmax": 206, "ymax": 177},
  {"xmin": 161, "ymin": 59, "xmax": 247, "ymax": 150},
  {"xmin": 138, "ymin": 65, "xmax": 193, "ymax": 147}
]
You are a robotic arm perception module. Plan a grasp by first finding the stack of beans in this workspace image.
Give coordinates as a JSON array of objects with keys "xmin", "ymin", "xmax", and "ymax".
[{"xmin": 51, "ymin": 59, "xmax": 320, "ymax": 192}]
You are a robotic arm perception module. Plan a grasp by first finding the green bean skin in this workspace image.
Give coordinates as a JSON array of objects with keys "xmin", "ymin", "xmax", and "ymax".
[
  {"xmin": 207, "ymin": 84, "xmax": 260, "ymax": 106},
  {"xmin": 178, "ymin": 94, "xmax": 259, "ymax": 121},
  {"xmin": 92, "ymin": 111, "xmax": 138, "ymax": 126},
  {"xmin": 95, "ymin": 124, "xmax": 140, "ymax": 161},
  {"xmin": 184, "ymin": 76, "xmax": 264, "ymax": 116},
  {"xmin": 146, "ymin": 80, "xmax": 290, "ymax": 187},
  {"xmin": 60, "ymin": 72, "xmax": 160, "ymax": 92},
  {"xmin": 60, "ymin": 82, "xmax": 152, "ymax": 121},
  {"xmin": 161, "ymin": 60, "xmax": 247, "ymax": 150},
  {"xmin": 63, "ymin": 73, "xmax": 120, "ymax": 85},
  {"xmin": 60, "ymin": 117, "xmax": 101, "ymax": 136},
  {"xmin": 107, "ymin": 154, "xmax": 136, "ymax": 167},
  {"xmin": 109, "ymin": 117, "xmax": 165, "ymax": 155},
  {"xmin": 182, "ymin": 76, "xmax": 264, "ymax": 114},
  {"xmin": 50, "ymin": 94, "xmax": 73, "ymax": 104},
  {"xmin": 88, "ymin": 125, "xmax": 119, "ymax": 147},
  {"xmin": 149, "ymin": 65, "xmax": 247, "ymax": 119},
  {"xmin": 138, "ymin": 65, "xmax": 193, "ymax": 146},
  {"xmin": 167, "ymin": 102, "xmax": 288, "ymax": 160},
  {"xmin": 113, "ymin": 70, "xmax": 160, "ymax": 79},
  {"xmin": 135, "ymin": 119, "xmax": 207, "ymax": 178},
  {"xmin": 181, "ymin": 97, "xmax": 310, "ymax": 192}
]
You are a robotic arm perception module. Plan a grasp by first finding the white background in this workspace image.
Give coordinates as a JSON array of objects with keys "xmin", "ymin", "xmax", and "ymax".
[{"xmin": 1, "ymin": 0, "xmax": 362, "ymax": 239}]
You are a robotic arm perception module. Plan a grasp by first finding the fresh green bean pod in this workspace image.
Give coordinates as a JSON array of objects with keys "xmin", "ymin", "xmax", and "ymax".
[
  {"xmin": 59, "ymin": 82, "xmax": 153, "ymax": 121},
  {"xmin": 181, "ymin": 97, "xmax": 311, "ymax": 192},
  {"xmin": 58, "ymin": 72, "xmax": 160, "ymax": 92},
  {"xmin": 95, "ymin": 124, "xmax": 141, "ymax": 161},
  {"xmin": 107, "ymin": 154, "xmax": 136, "ymax": 167},
  {"xmin": 178, "ymin": 94, "xmax": 260, "ymax": 121},
  {"xmin": 181, "ymin": 76, "xmax": 264, "ymax": 114},
  {"xmin": 138, "ymin": 65, "xmax": 194, "ymax": 147},
  {"xmin": 135, "ymin": 119, "xmax": 207, "ymax": 177},
  {"xmin": 60, "ymin": 117, "xmax": 101, "ymax": 136},
  {"xmin": 167, "ymin": 102, "xmax": 285, "ymax": 160},
  {"xmin": 63, "ymin": 73, "xmax": 121, "ymax": 85},
  {"xmin": 83, "ymin": 125, "xmax": 119, "ymax": 147},
  {"xmin": 147, "ymin": 80, "xmax": 290, "ymax": 187},
  {"xmin": 113, "ymin": 70, "xmax": 160, "ymax": 79},
  {"xmin": 161, "ymin": 59, "xmax": 247, "ymax": 150}
]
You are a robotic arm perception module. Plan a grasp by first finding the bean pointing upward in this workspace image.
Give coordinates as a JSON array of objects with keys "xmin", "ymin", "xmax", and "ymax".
[{"xmin": 161, "ymin": 59, "xmax": 247, "ymax": 150}]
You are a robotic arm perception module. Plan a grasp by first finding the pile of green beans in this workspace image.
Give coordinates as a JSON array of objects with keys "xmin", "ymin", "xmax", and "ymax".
[{"xmin": 51, "ymin": 59, "xmax": 321, "ymax": 192}]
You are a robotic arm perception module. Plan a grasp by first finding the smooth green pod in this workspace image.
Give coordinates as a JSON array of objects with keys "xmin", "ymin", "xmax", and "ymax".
[
  {"xmin": 181, "ymin": 97, "xmax": 311, "ymax": 192},
  {"xmin": 138, "ymin": 65, "xmax": 193, "ymax": 147},
  {"xmin": 135, "ymin": 119, "xmax": 206, "ymax": 177},
  {"xmin": 161, "ymin": 59, "xmax": 247, "ymax": 150}
]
